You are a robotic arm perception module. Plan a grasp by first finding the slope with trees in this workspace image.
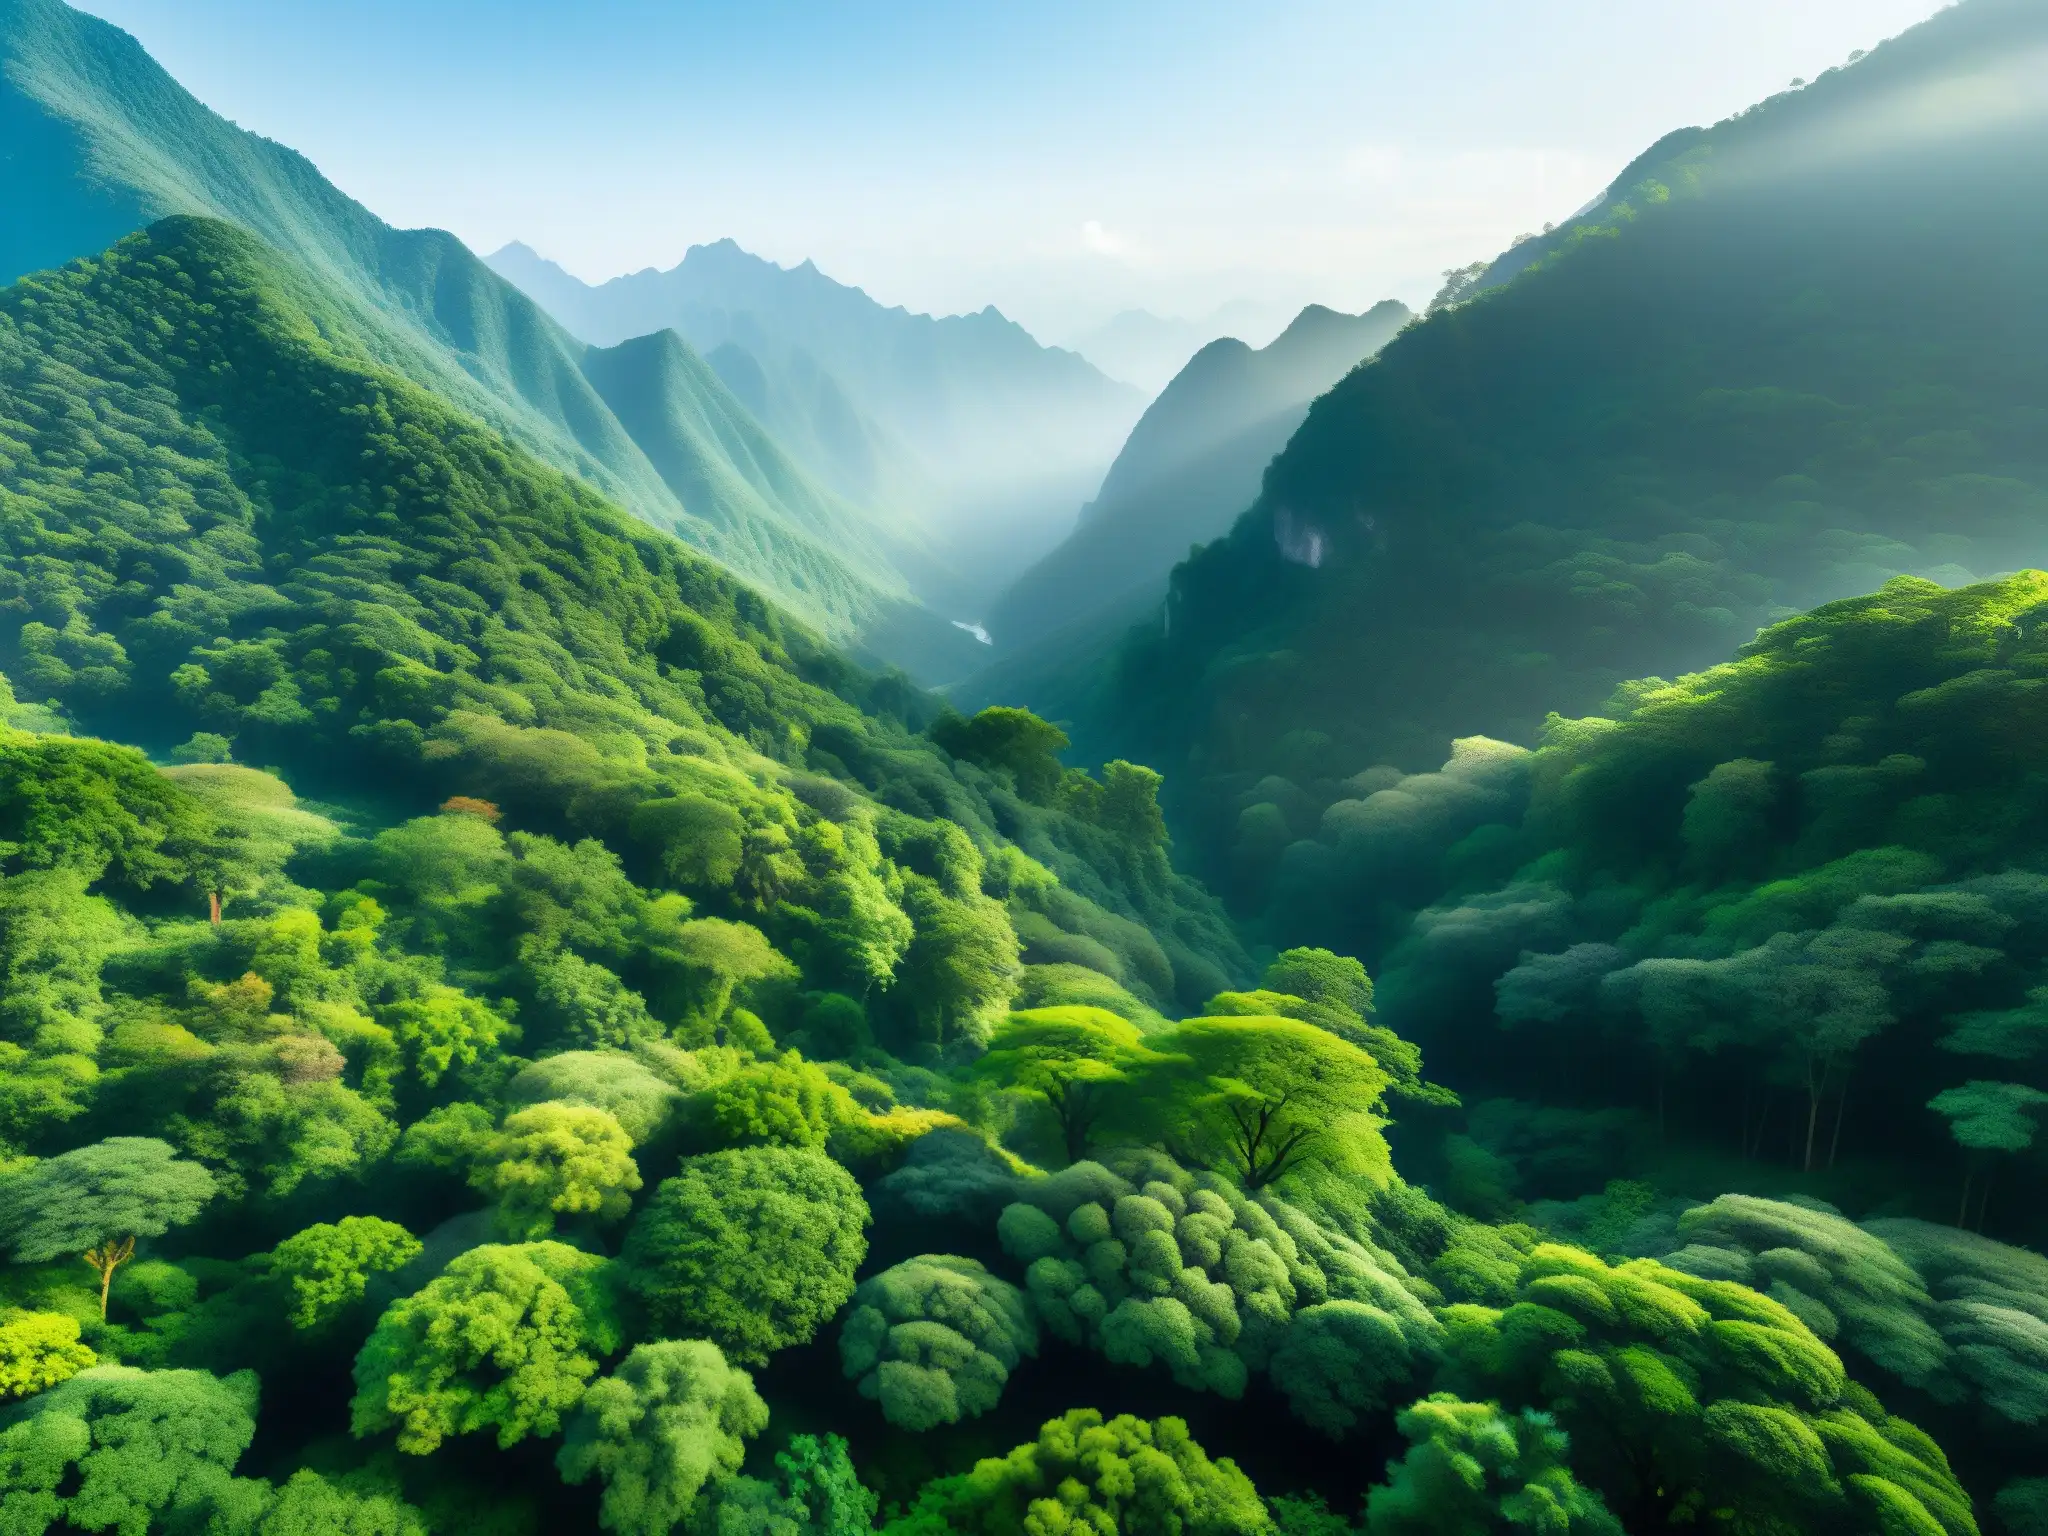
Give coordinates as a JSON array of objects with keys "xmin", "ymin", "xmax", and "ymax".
[
  {"xmin": 1051, "ymin": 0, "xmax": 2048, "ymax": 889},
  {"xmin": 976, "ymin": 300, "xmax": 1412, "ymax": 661},
  {"xmin": 0, "ymin": 0, "xmax": 975, "ymax": 668}
]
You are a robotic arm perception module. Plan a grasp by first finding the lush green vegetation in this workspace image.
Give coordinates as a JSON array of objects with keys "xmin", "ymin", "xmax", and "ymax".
[
  {"xmin": 1044, "ymin": 0, "xmax": 2048, "ymax": 911},
  {"xmin": 4, "ymin": 5, "xmax": 2048, "ymax": 1530},
  {"xmin": 0, "ymin": 0, "xmax": 978, "ymax": 669}
]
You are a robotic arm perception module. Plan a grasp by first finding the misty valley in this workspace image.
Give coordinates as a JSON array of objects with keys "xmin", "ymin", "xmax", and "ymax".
[{"xmin": 0, "ymin": 1, "xmax": 2045, "ymax": 1534}]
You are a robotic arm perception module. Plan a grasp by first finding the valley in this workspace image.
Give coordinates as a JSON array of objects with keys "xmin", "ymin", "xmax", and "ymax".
[{"xmin": 0, "ymin": 3, "xmax": 2044, "ymax": 1535}]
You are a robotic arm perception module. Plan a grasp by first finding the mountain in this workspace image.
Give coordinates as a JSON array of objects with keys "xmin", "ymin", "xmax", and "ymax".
[
  {"xmin": 1022, "ymin": 0, "xmax": 2048, "ymax": 911},
  {"xmin": 976, "ymin": 300, "xmax": 1413, "ymax": 659},
  {"xmin": 1069, "ymin": 300, "xmax": 1294, "ymax": 393},
  {"xmin": 485, "ymin": 239, "xmax": 1146, "ymax": 608},
  {"xmin": 0, "ymin": 0, "xmax": 980, "ymax": 671},
  {"xmin": 0, "ymin": 212, "xmax": 1244, "ymax": 996}
]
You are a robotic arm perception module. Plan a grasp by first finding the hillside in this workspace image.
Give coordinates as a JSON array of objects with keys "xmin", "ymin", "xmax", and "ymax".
[
  {"xmin": 1041, "ymin": 0, "xmax": 2048, "ymax": 899},
  {"xmin": 486, "ymin": 239, "xmax": 1147, "ymax": 609},
  {"xmin": 0, "ymin": 0, "xmax": 973, "ymax": 665},
  {"xmin": 978, "ymin": 300, "xmax": 1412, "ymax": 659},
  {"xmin": 0, "ymin": 213, "xmax": 1242, "ymax": 999}
]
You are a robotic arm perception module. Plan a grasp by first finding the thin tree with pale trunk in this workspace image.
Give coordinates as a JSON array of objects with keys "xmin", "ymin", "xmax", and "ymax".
[{"xmin": 0, "ymin": 1137, "xmax": 215, "ymax": 1317}]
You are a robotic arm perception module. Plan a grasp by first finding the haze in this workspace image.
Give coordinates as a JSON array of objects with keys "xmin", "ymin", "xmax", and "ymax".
[{"xmin": 70, "ymin": 0, "xmax": 1946, "ymax": 343}]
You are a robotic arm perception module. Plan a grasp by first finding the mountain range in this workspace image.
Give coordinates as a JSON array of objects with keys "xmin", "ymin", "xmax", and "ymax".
[
  {"xmin": 977, "ymin": 299, "xmax": 1412, "ymax": 662},
  {"xmin": 0, "ymin": 0, "xmax": 996, "ymax": 677},
  {"xmin": 1029, "ymin": 0, "xmax": 2048, "ymax": 912},
  {"xmin": 485, "ymin": 239, "xmax": 1145, "ymax": 613},
  {"xmin": 1066, "ymin": 300, "xmax": 1298, "ymax": 393}
]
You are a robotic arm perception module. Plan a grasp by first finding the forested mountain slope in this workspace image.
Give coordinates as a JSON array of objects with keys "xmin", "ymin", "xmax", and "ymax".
[
  {"xmin": 1236, "ymin": 575, "xmax": 2048, "ymax": 1238},
  {"xmin": 0, "ymin": 0, "xmax": 975, "ymax": 665},
  {"xmin": 1044, "ymin": 0, "xmax": 2048, "ymax": 894},
  {"xmin": 977, "ymin": 300, "xmax": 1412, "ymax": 659},
  {"xmin": 0, "ymin": 220, "xmax": 2040, "ymax": 1536},
  {"xmin": 0, "ymin": 212, "xmax": 1238, "ymax": 1006},
  {"xmin": 487, "ymin": 238, "xmax": 1147, "ymax": 611}
]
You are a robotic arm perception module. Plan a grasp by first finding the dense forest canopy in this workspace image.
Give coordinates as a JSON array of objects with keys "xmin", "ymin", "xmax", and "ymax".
[
  {"xmin": 1042, "ymin": 0, "xmax": 2048, "ymax": 909},
  {"xmin": 3, "ymin": 2, "xmax": 2048, "ymax": 1534}
]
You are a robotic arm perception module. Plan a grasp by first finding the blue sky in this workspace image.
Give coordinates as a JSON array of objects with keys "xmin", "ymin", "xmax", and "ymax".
[{"xmin": 76, "ymin": 0, "xmax": 1950, "ymax": 340}]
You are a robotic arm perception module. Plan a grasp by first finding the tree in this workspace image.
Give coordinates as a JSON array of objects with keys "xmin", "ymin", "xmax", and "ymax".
[
  {"xmin": 350, "ymin": 1241, "xmax": 622, "ymax": 1453},
  {"xmin": 1267, "ymin": 1301, "xmax": 1424, "ymax": 1438},
  {"xmin": 1434, "ymin": 1243, "xmax": 1974, "ymax": 1535},
  {"xmin": 0, "ymin": 1137, "xmax": 216, "ymax": 1317},
  {"xmin": 557, "ymin": 1340, "xmax": 768, "ymax": 1536},
  {"xmin": 700, "ymin": 1053, "xmax": 855, "ymax": 1151},
  {"xmin": 839, "ymin": 1255, "xmax": 1039, "ymax": 1431},
  {"xmin": 972, "ymin": 1007, "xmax": 1157, "ymax": 1163},
  {"xmin": 1141, "ymin": 1017, "xmax": 1390, "ymax": 1187},
  {"xmin": 0, "ymin": 1311, "xmax": 96, "ymax": 1399},
  {"xmin": 475, "ymin": 1101, "xmax": 643, "ymax": 1240},
  {"xmin": 630, "ymin": 795, "xmax": 747, "ymax": 889},
  {"xmin": 1262, "ymin": 948, "xmax": 1375, "ymax": 1021},
  {"xmin": 895, "ymin": 877, "xmax": 1021, "ymax": 1045},
  {"xmin": 1928, "ymin": 1080, "xmax": 2048, "ymax": 1228},
  {"xmin": 622, "ymin": 1146, "xmax": 868, "ymax": 1365},
  {"xmin": 0, "ymin": 1365, "xmax": 258, "ymax": 1534},
  {"xmin": 231, "ymin": 1468, "xmax": 429, "ymax": 1536},
  {"xmin": 689, "ymin": 1432, "xmax": 879, "ymax": 1536},
  {"xmin": 269, "ymin": 1217, "xmax": 423, "ymax": 1330},
  {"xmin": 380, "ymin": 984, "xmax": 510, "ymax": 1087},
  {"xmin": 1365, "ymin": 1394, "xmax": 1621, "ymax": 1536},
  {"xmin": 528, "ymin": 951, "xmax": 660, "ymax": 1051},
  {"xmin": 883, "ymin": 1409, "xmax": 1269, "ymax": 1536},
  {"xmin": 671, "ymin": 919, "xmax": 799, "ymax": 1031},
  {"xmin": 930, "ymin": 708, "xmax": 1070, "ymax": 804},
  {"xmin": 505, "ymin": 1050, "xmax": 683, "ymax": 1145}
]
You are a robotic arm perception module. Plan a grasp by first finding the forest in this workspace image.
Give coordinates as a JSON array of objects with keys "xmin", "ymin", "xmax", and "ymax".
[{"xmin": 3, "ymin": 3, "xmax": 2048, "ymax": 1534}]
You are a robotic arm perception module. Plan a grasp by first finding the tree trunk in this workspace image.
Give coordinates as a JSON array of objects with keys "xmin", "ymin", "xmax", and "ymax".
[
  {"xmin": 83, "ymin": 1236, "xmax": 135, "ymax": 1319},
  {"xmin": 1957, "ymin": 1168, "xmax": 1973, "ymax": 1228},
  {"xmin": 1827, "ymin": 1077, "xmax": 1849, "ymax": 1169},
  {"xmin": 209, "ymin": 889, "xmax": 222, "ymax": 929},
  {"xmin": 1802, "ymin": 1057, "xmax": 1830, "ymax": 1174}
]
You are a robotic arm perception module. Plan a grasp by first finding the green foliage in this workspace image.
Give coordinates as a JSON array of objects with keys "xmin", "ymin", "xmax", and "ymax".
[
  {"xmin": 505, "ymin": 1052, "xmax": 683, "ymax": 1145},
  {"xmin": 894, "ymin": 877, "xmax": 1022, "ymax": 1045},
  {"xmin": 1668, "ymin": 1197, "xmax": 1948, "ymax": 1388},
  {"xmin": 839, "ymin": 1254, "xmax": 1038, "ymax": 1430},
  {"xmin": 0, "ymin": 1136, "xmax": 215, "ymax": 1314},
  {"xmin": 0, "ymin": 1309, "xmax": 95, "ymax": 1399},
  {"xmin": 0, "ymin": 732, "xmax": 218, "ymax": 893},
  {"xmin": 475, "ymin": 1101, "xmax": 643, "ymax": 1240},
  {"xmin": 973, "ymin": 1007, "xmax": 1162, "ymax": 1163},
  {"xmin": 1865, "ymin": 1218, "xmax": 2048, "ymax": 1428},
  {"xmin": 350, "ymin": 1241, "xmax": 622, "ymax": 1454},
  {"xmin": 1928, "ymin": 1082, "xmax": 2048, "ymax": 1153},
  {"xmin": 689, "ymin": 1432, "xmax": 879, "ymax": 1536},
  {"xmin": 1000, "ymin": 1152, "xmax": 1436, "ymax": 1417},
  {"xmin": 269, "ymin": 1217, "xmax": 422, "ymax": 1330},
  {"xmin": 1139, "ymin": 1016, "xmax": 1391, "ymax": 1188},
  {"xmin": 622, "ymin": 1146, "xmax": 868, "ymax": 1364},
  {"xmin": 931, "ymin": 708, "xmax": 1070, "ymax": 805},
  {"xmin": 0, "ymin": 1363, "xmax": 259, "ymax": 1534},
  {"xmin": 1365, "ymin": 1393, "xmax": 1620, "ymax": 1536},
  {"xmin": 557, "ymin": 1339, "xmax": 768, "ymax": 1536},
  {"xmin": 700, "ymin": 1052, "xmax": 854, "ymax": 1151},
  {"xmin": 230, "ymin": 1469, "xmax": 429, "ymax": 1536},
  {"xmin": 883, "ymin": 1408, "xmax": 1269, "ymax": 1536},
  {"xmin": 1435, "ymin": 1242, "xmax": 1974, "ymax": 1535}
]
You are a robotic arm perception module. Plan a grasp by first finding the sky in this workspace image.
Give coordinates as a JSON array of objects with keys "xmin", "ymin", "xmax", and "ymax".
[{"xmin": 74, "ymin": 0, "xmax": 1952, "ymax": 345}]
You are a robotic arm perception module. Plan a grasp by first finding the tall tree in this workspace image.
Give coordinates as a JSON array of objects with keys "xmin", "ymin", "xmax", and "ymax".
[{"xmin": 0, "ymin": 1137, "xmax": 215, "ymax": 1316}]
